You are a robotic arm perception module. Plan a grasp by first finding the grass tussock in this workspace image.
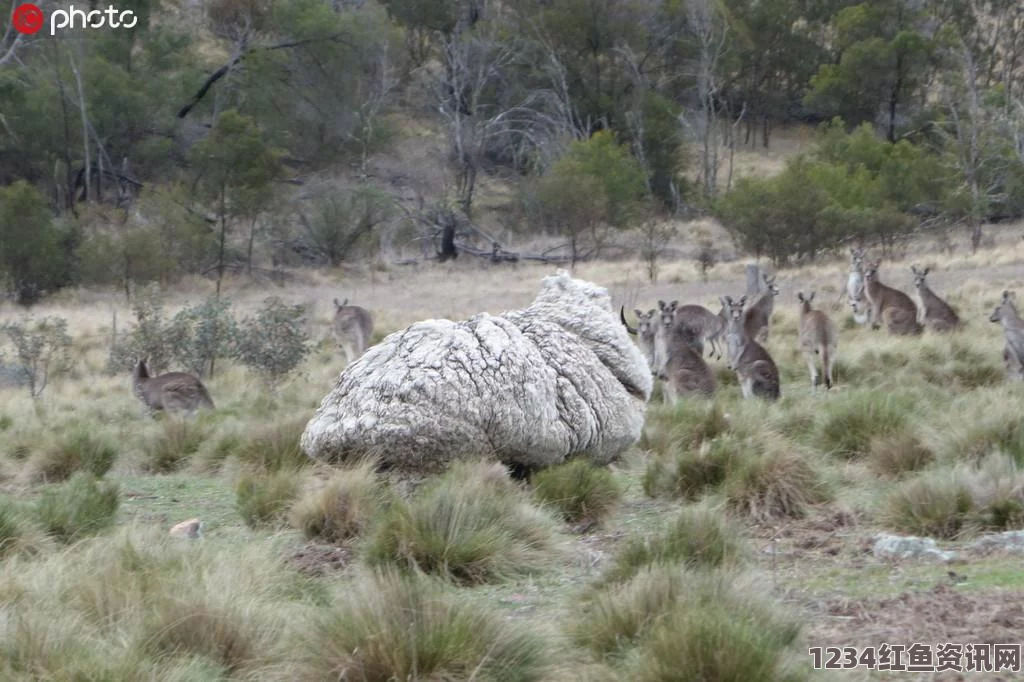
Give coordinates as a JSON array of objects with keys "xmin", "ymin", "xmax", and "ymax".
[
  {"xmin": 599, "ymin": 504, "xmax": 746, "ymax": 588},
  {"xmin": 289, "ymin": 460, "xmax": 393, "ymax": 543},
  {"xmin": 531, "ymin": 458, "xmax": 622, "ymax": 525},
  {"xmin": 926, "ymin": 391, "xmax": 1024, "ymax": 464},
  {"xmin": 0, "ymin": 527, "xmax": 302, "ymax": 679},
  {"xmin": 34, "ymin": 472, "xmax": 119, "ymax": 543},
  {"xmin": 641, "ymin": 402, "xmax": 730, "ymax": 456},
  {"xmin": 366, "ymin": 460, "xmax": 563, "ymax": 585},
  {"xmin": 644, "ymin": 433, "xmax": 741, "ymax": 500},
  {"xmin": 232, "ymin": 413, "xmax": 311, "ymax": 473},
  {"xmin": 140, "ymin": 418, "xmax": 210, "ymax": 473},
  {"xmin": 0, "ymin": 496, "xmax": 52, "ymax": 559},
  {"xmin": 868, "ymin": 429, "xmax": 936, "ymax": 478},
  {"xmin": 571, "ymin": 566, "xmax": 802, "ymax": 681},
  {"xmin": 725, "ymin": 440, "xmax": 831, "ymax": 522},
  {"xmin": 235, "ymin": 469, "xmax": 303, "ymax": 529},
  {"xmin": 293, "ymin": 567, "xmax": 552, "ymax": 682},
  {"xmin": 816, "ymin": 390, "xmax": 916, "ymax": 459},
  {"xmin": 881, "ymin": 453, "xmax": 1024, "ymax": 539},
  {"xmin": 26, "ymin": 426, "xmax": 117, "ymax": 482}
]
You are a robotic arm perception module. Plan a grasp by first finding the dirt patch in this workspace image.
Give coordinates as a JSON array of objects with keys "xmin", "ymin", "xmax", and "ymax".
[{"xmin": 288, "ymin": 543, "xmax": 354, "ymax": 578}]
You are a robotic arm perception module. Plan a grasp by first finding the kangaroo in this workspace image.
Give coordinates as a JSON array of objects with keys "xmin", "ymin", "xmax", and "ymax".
[
  {"xmin": 989, "ymin": 290, "xmax": 1024, "ymax": 382},
  {"xmin": 652, "ymin": 303, "xmax": 716, "ymax": 403},
  {"xmin": 743, "ymin": 274, "xmax": 780, "ymax": 343},
  {"xmin": 132, "ymin": 358, "xmax": 215, "ymax": 417},
  {"xmin": 333, "ymin": 298, "xmax": 374, "ymax": 365},
  {"xmin": 673, "ymin": 303, "xmax": 728, "ymax": 360},
  {"xmin": 620, "ymin": 306, "xmax": 658, "ymax": 371},
  {"xmin": 797, "ymin": 292, "xmax": 838, "ymax": 390},
  {"xmin": 862, "ymin": 261, "xmax": 923, "ymax": 336},
  {"xmin": 723, "ymin": 295, "xmax": 781, "ymax": 401},
  {"xmin": 847, "ymin": 247, "xmax": 869, "ymax": 325},
  {"xmin": 910, "ymin": 266, "xmax": 962, "ymax": 332}
]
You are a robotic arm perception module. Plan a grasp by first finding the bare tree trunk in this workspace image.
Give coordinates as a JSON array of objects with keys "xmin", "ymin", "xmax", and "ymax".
[
  {"xmin": 745, "ymin": 264, "xmax": 761, "ymax": 297},
  {"xmin": 68, "ymin": 49, "xmax": 91, "ymax": 203}
]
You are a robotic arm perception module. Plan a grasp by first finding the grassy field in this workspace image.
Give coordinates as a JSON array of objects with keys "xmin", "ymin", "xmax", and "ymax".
[{"xmin": 2, "ymin": 223, "xmax": 1024, "ymax": 680}]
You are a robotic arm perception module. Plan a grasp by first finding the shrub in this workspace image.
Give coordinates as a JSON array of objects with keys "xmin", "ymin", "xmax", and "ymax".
[
  {"xmin": 366, "ymin": 460, "xmax": 562, "ymax": 585},
  {"xmin": 234, "ymin": 297, "xmax": 311, "ymax": 386},
  {"xmin": 599, "ymin": 504, "xmax": 746, "ymax": 587},
  {"xmin": 290, "ymin": 461, "xmax": 393, "ymax": 543},
  {"xmin": 531, "ymin": 459, "xmax": 622, "ymax": 525},
  {"xmin": 233, "ymin": 414, "xmax": 310, "ymax": 472},
  {"xmin": 106, "ymin": 284, "xmax": 175, "ymax": 376},
  {"xmin": 28, "ymin": 427, "xmax": 117, "ymax": 482},
  {"xmin": 235, "ymin": 470, "xmax": 302, "ymax": 529},
  {"xmin": 140, "ymin": 418, "xmax": 209, "ymax": 473},
  {"xmin": 34, "ymin": 472, "xmax": 119, "ymax": 543},
  {"xmin": 0, "ymin": 316, "xmax": 72, "ymax": 399},
  {"xmin": 725, "ymin": 442, "xmax": 831, "ymax": 522},
  {"xmin": 165, "ymin": 296, "xmax": 240, "ymax": 378},
  {"xmin": 294, "ymin": 568, "xmax": 552, "ymax": 681}
]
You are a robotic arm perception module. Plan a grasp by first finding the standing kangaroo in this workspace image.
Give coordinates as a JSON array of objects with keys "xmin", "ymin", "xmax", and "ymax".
[
  {"xmin": 989, "ymin": 290, "xmax": 1024, "ymax": 382},
  {"xmin": 652, "ymin": 302, "xmax": 716, "ymax": 403},
  {"xmin": 743, "ymin": 274, "xmax": 780, "ymax": 343},
  {"xmin": 674, "ymin": 303, "xmax": 728, "ymax": 360},
  {"xmin": 621, "ymin": 306, "xmax": 658, "ymax": 371},
  {"xmin": 862, "ymin": 261, "xmax": 923, "ymax": 336},
  {"xmin": 723, "ymin": 295, "xmax": 781, "ymax": 401},
  {"xmin": 132, "ymin": 359, "xmax": 215, "ymax": 417},
  {"xmin": 797, "ymin": 292, "xmax": 838, "ymax": 390},
  {"xmin": 910, "ymin": 266, "xmax": 962, "ymax": 332},
  {"xmin": 846, "ymin": 247, "xmax": 869, "ymax": 325},
  {"xmin": 333, "ymin": 298, "xmax": 374, "ymax": 365}
]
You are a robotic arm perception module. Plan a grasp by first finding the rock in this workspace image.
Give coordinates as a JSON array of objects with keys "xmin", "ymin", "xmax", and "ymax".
[
  {"xmin": 169, "ymin": 518, "xmax": 203, "ymax": 539},
  {"xmin": 872, "ymin": 533, "xmax": 956, "ymax": 561},
  {"xmin": 968, "ymin": 529, "xmax": 1024, "ymax": 553}
]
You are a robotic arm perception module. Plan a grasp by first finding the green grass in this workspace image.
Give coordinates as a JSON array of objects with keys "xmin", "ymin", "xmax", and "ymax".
[
  {"xmin": 531, "ymin": 458, "xmax": 622, "ymax": 525},
  {"xmin": 34, "ymin": 472, "xmax": 120, "ymax": 543}
]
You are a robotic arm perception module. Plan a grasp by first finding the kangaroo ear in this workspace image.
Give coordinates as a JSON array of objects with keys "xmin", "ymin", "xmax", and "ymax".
[
  {"xmin": 634, "ymin": 309, "xmax": 643, "ymax": 318},
  {"xmin": 657, "ymin": 299, "xmax": 666, "ymax": 309},
  {"xmin": 739, "ymin": 295, "xmax": 747, "ymax": 305},
  {"xmin": 808, "ymin": 291, "xmax": 815, "ymax": 302},
  {"xmin": 797, "ymin": 292, "xmax": 804, "ymax": 302},
  {"xmin": 923, "ymin": 268, "xmax": 929, "ymax": 276},
  {"xmin": 911, "ymin": 265, "xmax": 918, "ymax": 275}
]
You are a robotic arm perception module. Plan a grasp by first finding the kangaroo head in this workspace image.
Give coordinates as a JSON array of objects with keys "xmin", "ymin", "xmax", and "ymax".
[
  {"xmin": 723, "ymin": 295, "xmax": 747, "ymax": 322},
  {"xmin": 992, "ymin": 290, "xmax": 1018, "ymax": 323},
  {"xmin": 850, "ymin": 247, "xmax": 865, "ymax": 267},
  {"xmin": 635, "ymin": 309, "xmax": 656, "ymax": 336},
  {"xmin": 763, "ymin": 274, "xmax": 779, "ymax": 296},
  {"xmin": 657, "ymin": 301, "xmax": 677, "ymax": 333},
  {"xmin": 911, "ymin": 265, "xmax": 930, "ymax": 289},
  {"xmin": 863, "ymin": 260, "xmax": 880, "ymax": 282},
  {"xmin": 334, "ymin": 298, "xmax": 348, "ymax": 311},
  {"xmin": 797, "ymin": 291, "xmax": 815, "ymax": 309}
]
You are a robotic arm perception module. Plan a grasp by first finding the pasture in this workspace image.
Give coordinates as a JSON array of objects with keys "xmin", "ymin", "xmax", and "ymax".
[{"xmin": 2, "ymin": 224, "xmax": 1024, "ymax": 681}]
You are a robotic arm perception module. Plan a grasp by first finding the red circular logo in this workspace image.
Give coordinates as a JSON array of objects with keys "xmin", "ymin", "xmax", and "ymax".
[{"xmin": 12, "ymin": 3, "xmax": 44, "ymax": 35}]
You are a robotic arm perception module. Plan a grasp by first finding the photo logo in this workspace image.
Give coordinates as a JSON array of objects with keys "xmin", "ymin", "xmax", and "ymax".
[{"xmin": 10, "ymin": 3, "xmax": 138, "ymax": 36}]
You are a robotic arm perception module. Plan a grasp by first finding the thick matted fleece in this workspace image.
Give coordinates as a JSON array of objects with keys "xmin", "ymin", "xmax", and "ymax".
[{"xmin": 301, "ymin": 271, "xmax": 653, "ymax": 472}]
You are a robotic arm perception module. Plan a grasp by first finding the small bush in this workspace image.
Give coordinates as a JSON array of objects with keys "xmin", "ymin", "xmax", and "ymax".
[
  {"xmin": 643, "ymin": 434, "xmax": 741, "ymax": 500},
  {"xmin": 234, "ymin": 297, "xmax": 311, "ymax": 386},
  {"xmin": 599, "ymin": 504, "xmax": 746, "ymax": 587},
  {"xmin": 233, "ymin": 414, "xmax": 310, "ymax": 472},
  {"xmin": 140, "ymin": 419, "xmax": 209, "ymax": 473},
  {"xmin": 880, "ymin": 469, "xmax": 975, "ymax": 539},
  {"xmin": 164, "ymin": 296, "xmax": 240, "ymax": 378},
  {"xmin": 816, "ymin": 390, "xmax": 913, "ymax": 459},
  {"xmin": 366, "ymin": 460, "xmax": 562, "ymax": 585},
  {"xmin": 34, "ymin": 472, "xmax": 119, "ymax": 543},
  {"xmin": 294, "ymin": 568, "xmax": 552, "ymax": 681},
  {"xmin": 725, "ymin": 442, "xmax": 831, "ymax": 522},
  {"xmin": 868, "ymin": 430, "xmax": 935, "ymax": 478},
  {"xmin": 105, "ymin": 284, "xmax": 175, "ymax": 376},
  {"xmin": 531, "ymin": 459, "xmax": 622, "ymax": 525},
  {"xmin": 1, "ymin": 315, "xmax": 73, "ymax": 399},
  {"xmin": 290, "ymin": 461, "xmax": 393, "ymax": 543},
  {"xmin": 235, "ymin": 470, "xmax": 302, "ymax": 529},
  {"xmin": 28, "ymin": 427, "xmax": 117, "ymax": 482}
]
